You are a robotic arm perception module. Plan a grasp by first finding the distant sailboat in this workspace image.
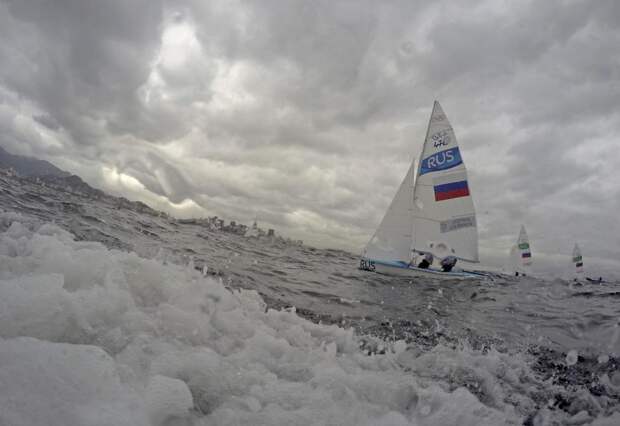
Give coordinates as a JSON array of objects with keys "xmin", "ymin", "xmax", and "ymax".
[
  {"xmin": 510, "ymin": 225, "xmax": 532, "ymax": 276},
  {"xmin": 572, "ymin": 243, "xmax": 583, "ymax": 276},
  {"xmin": 575, "ymin": 245, "xmax": 605, "ymax": 283},
  {"xmin": 360, "ymin": 101, "xmax": 483, "ymax": 279}
]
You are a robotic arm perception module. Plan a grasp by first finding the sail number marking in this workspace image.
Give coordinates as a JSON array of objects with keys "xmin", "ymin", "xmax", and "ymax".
[
  {"xmin": 431, "ymin": 130, "xmax": 451, "ymax": 148},
  {"xmin": 359, "ymin": 259, "xmax": 375, "ymax": 271}
]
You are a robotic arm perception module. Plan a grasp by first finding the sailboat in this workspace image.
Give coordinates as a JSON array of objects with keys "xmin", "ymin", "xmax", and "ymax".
[
  {"xmin": 572, "ymin": 243, "xmax": 583, "ymax": 277},
  {"xmin": 572, "ymin": 243, "xmax": 604, "ymax": 283},
  {"xmin": 574, "ymin": 244, "xmax": 605, "ymax": 283},
  {"xmin": 510, "ymin": 225, "xmax": 532, "ymax": 276},
  {"xmin": 360, "ymin": 101, "xmax": 484, "ymax": 279}
]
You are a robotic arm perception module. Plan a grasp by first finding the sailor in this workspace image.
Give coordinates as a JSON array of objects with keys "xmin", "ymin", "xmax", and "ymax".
[
  {"xmin": 417, "ymin": 252, "xmax": 434, "ymax": 269},
  {"xmin": 440, "ymin": 255, "xmax": 457, "ymax": 272}
]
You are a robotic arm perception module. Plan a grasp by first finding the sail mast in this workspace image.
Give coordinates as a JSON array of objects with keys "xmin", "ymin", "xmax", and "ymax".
[{"xmin": 410, "ymin": 101, "xmax": 438, "ymax": 257}]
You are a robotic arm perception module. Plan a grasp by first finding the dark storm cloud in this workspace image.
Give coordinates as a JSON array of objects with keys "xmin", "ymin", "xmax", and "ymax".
[
  {"xmin": 0, "ymin": 0, "xmax": 619, "ymax": 273},
  {"xmin": 32, "ymin": 115, "xmax": 61, "ymax": 131},
  {"xmin": 1, "ymin": 0, "xmax": 165, "ymax": 143}
]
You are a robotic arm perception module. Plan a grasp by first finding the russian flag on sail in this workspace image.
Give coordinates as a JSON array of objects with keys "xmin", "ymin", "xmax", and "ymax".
[{"xmin": 433, "ymin": 180, "xmax": 470, "ymax": 201}]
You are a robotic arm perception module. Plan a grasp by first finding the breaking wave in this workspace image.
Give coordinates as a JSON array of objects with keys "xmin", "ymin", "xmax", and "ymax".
[{"xmin": 1, "ymin": 213, "xmax": 620, "ymax": 425}]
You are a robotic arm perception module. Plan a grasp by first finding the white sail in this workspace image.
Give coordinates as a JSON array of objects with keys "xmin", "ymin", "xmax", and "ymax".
[
  {"xmin": 572, "ymin": 243, "xmax": 583, "ymax": 274},
  {"xmin": 411, "ymin": 101, "xmax": 478, "ymax": 262},
  {"xmin": 363, "ymin": 159, "xmax": 416, "ymax": 264},
  {"xmin": 515, "ymin": 225, "xmax": 532, "ymax": 266},
  {"xmin": 509, "ymin": 244, "xmax": 519, "ymax": 272}
]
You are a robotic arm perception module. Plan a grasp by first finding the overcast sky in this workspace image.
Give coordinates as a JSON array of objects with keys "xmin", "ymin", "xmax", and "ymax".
[{"xmin": 0, "ymin": 0, "xmax": 619, "ymax": 275}]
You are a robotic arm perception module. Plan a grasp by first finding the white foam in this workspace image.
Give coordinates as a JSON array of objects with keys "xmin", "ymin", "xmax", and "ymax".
[
  {"xmin": 145, "ymin": 375, "xmax": 193, "ymax": 426},
  {"xmin": 0, "ymin": 214, "xmax": 595, "ymax": 425},
  {"xmin": 0, "ymin": 336, "xmax": 148, "ymax": 426},
  {"xmin": 566, "ymin": 349, "xmax": 579, "ymax": 366}
]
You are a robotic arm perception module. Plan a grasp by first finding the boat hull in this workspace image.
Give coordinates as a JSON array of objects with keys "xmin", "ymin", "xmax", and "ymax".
[{"xmin": 359, "ymin": 258, "xmax": 486, "ymax": 280}]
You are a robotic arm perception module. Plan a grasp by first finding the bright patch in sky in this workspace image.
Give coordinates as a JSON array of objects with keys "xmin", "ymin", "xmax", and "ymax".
[{"xmin": 102, "ymin": 166, "xmax": 145, "ymax": 191}]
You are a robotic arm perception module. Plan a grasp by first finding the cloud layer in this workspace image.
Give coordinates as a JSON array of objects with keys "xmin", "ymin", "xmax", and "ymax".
[{"xmin": 1, "ymin": 0, "xmax": 619, "ymax": 274}]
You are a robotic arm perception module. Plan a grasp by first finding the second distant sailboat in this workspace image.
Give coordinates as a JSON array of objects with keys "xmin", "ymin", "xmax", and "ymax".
[{"xmin": 510, "ymin": 225, "xmax": 532, "ymax": 276}]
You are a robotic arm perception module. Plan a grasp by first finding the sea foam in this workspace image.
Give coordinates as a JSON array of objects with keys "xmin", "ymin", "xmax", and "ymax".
[{"xmin": 0, "ymin": 213, "xmax": 609, "ymax": 425}]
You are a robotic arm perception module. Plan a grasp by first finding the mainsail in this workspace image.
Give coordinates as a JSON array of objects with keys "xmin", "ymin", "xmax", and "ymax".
[
  {"xmin": 411, "ymin": 101, "xmax": 478, "ymax": 262},
  {"xmin": 572, "ymin": 243, "xmax": 583, "ymax": 274},
  {"xmin": 363, "ymin": 160, "xmax": 416, "ymax": 264}
]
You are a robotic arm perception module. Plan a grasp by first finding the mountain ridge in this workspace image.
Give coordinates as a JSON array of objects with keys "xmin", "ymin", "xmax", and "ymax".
[{"xmin": 0, "ymin": 146, "xmax": 71, "ymax": 178}]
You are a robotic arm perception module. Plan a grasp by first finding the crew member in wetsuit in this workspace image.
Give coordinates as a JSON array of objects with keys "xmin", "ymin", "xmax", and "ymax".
[
  {"xmin": 417, "ymin": 252, "xmax": 434, "ymax": 269},
  {"xmin": 440, "ymin": 255, "xmax": 457, "ymax": 272}
]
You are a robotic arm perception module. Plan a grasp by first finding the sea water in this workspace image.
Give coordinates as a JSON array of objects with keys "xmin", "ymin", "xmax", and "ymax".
[{"xmin": 1, "ymin": 174, "xmax": 620, "ymax": 425}]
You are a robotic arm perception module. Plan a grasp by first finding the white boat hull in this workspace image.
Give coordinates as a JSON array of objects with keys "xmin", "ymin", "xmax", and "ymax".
[{"xmin": 359, "ymin": 258, "xmax": 486, "ymax": 280}]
